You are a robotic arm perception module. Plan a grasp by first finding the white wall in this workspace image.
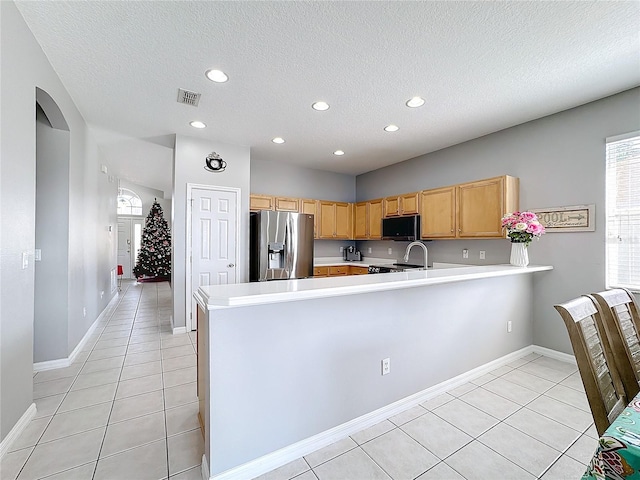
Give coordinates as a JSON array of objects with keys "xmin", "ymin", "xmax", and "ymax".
[
  {"xmin": 172, "ymin": 135, "xmax": 250, "ymax": 330},
  {"xmin": 202, "ymin": 273, "xmax": 534, "ymax": 475},
  {"xmin": 34, "ymin": 105, "xmax": 70, "ymax": 363},
  {"xmin": 119, "ymin": 179, "xmax": 172, "ymax": 227},
  {"xmin": 0, "ymin": 1, "xmax": 117, "ymax": 442},
  {"xmin": 356, "ymin": 87, "xmax": 640, "ymax": 354}
]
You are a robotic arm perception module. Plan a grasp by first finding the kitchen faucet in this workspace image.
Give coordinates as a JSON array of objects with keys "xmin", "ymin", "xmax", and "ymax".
[{"xmin": 403, "ymin": 241, "xmax": 428, "ymax": 268}]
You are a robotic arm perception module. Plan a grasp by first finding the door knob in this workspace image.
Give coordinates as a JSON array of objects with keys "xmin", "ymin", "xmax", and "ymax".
[{"xmin": 227, "ymin": 263, "xmax": 235, "ymax": 268}]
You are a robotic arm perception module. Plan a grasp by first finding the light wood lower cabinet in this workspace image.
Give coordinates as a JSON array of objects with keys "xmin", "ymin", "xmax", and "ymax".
[
  {"xmin": 350, "ymin": 266, "xmax": 369, "ymax": 275},
  {"xmin": 314, "ymin": 265, "xmax": 370, "ymax": 277}
]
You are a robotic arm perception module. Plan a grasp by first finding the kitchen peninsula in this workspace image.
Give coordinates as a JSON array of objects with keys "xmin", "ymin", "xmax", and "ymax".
[{"xmin": 194, "ymin": 264, "xmax": 552, "ymax": 480}]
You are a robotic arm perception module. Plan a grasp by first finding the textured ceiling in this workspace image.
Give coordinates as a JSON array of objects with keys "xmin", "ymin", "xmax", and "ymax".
[{"xmin": 16, "ymin": 1, "xmax": 640, "ymax": 194}]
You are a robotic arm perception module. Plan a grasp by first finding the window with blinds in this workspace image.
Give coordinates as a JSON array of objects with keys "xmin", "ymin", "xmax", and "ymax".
[{"xmin": 606, "ymin": 132, "xmax": 640, "ymax": 291}]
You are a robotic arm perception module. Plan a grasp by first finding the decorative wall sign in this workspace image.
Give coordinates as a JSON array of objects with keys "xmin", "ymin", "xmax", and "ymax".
[
  {"xmin": 530, "ymin": 204, "xmax": 595, "ymax": 232},
  {"xmin": 204, "ymin": 151, "xmax": 227, "ymax": 173}
]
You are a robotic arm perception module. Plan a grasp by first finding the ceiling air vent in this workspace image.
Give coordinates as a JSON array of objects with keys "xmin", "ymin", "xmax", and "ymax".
[{"xmin": 177, "ymin": 88, "xmax": 201, "ymax": 107}]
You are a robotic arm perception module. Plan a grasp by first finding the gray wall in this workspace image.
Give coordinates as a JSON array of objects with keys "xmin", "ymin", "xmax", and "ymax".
[
  {"xmin": 357, "ymin": 87, "xmax": 640, "ymax": 354},
  {"xmin": 172, "ymin": 135, "xmax": 251, "ymax": 330},
  {"xmin": 0, "ymin": 1, "xmax": 117, "ymax": 442},
  {"xmin": 34, "ymin": 104, "xmax": 70, "ymax": 363},
  {"xmin": 251, "ymin": 158, "xmax": 356, "ymax": 202},
  {"xmin": 204, "ymin": 273, "xmax": 533, "ymax": 474},
  {"xmin": 251, "ymin": 158, "xmax": 357, "ymax": 257}
]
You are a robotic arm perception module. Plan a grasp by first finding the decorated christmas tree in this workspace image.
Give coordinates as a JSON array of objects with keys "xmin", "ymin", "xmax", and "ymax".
[{"xmin": 133, "ymin": 199, "xmax": 172, "ymax": 279}]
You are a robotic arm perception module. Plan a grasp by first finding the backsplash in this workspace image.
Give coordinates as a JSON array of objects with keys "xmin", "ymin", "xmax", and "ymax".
[
  {"xmin": 356, "ymin": 239, "xmax": 514, "ymax": 266},
  {"xmin": 314, "ymin": 240, "xmax": 356, "ymax": 258}
]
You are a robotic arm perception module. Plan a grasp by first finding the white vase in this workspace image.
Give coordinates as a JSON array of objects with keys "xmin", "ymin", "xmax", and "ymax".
[{"xmin": 510, "ymin": 242, "xmax": 529, "ymax": 267}]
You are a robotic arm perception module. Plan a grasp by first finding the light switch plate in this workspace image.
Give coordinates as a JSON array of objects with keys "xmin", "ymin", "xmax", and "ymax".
[
  {"xmin": 35, "ymin": 249, "xmax": 42, "ymax": 261},
  {"xmin": 22, "ymin": 252, "xmax": 28, "ymax": 269}
]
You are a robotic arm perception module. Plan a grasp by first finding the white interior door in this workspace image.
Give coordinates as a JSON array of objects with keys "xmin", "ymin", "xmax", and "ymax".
[
  {"xmin": 117, "ymin": 219, "xmax": 132, "ymax": 278},
  {"xmin": 189, "ymin": 186, "xmax": 239, "ymax": 330}
]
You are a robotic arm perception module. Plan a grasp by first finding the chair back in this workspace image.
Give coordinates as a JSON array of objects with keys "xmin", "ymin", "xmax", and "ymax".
[
  {"xmin": 592, "ymin": 288, "xmax": 640, "ymax": 400},
  {"xmin": 555, "ymin": 295, "xmax": 627, "ymax": 435}
]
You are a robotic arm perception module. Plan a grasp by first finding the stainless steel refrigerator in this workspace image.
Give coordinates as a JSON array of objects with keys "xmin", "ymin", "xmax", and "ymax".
[{"xmin": 250, "ymin": 210, "xmax": 314, "ymax": 281}]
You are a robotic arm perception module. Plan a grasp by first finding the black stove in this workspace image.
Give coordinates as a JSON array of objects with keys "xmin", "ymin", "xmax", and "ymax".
[{"xmin": 368, "ymin": 263, "xmax": 425, "ymax": 274}]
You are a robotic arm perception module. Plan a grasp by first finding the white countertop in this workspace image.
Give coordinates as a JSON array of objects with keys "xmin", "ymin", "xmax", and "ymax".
[{"xmin": 195, "ymin": 264, "xmax": 553, "ymax": 309}]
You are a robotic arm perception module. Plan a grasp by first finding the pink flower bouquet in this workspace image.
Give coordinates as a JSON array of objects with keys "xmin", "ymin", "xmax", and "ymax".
[{"xmin": 501, "ymin": 211, "xmax": 545, "ymax": 246}]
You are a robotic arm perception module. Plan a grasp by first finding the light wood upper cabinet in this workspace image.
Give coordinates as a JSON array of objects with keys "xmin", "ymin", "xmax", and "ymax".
[
  {"xmin": 420, "ymin": 175, "xmax": 519, "ymax": 239},
  {"xmin": 355, "ymin": 199, "xmax": 383, "ymax": 240},
  {"xmin": 354, "ymin": 202, "xmax": 368, "ymax": 239},
  {"xmin": 250, "ymin": 194, "xmax": 275, "ymax": 211},
  {"xmin": 457, "ymin": 175, "xmax": 519, "ymax": 238},
  {"xmin": 274, "ymin": 197, "xmax": 299, "ymax": 212},
  {"xmin": 300, "ymin": 199, "xmax": 319, "ymax": 238},
  {"xmin": 368, "ymin": 199, "xmax": 383, "ymax": 239},
  {"xmin": 318, "ymin": 201, "xmax": 352, "ymax": 239},
  {"xmin": 384, "ymin": 192, "xmax": 420, "ymax": 217},
  {"xmin": 420, "ymin": 186, "xmax": 456, "ymax": 238}
]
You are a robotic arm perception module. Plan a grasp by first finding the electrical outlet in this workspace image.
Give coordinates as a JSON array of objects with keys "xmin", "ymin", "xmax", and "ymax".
[
  {"xmin": 100, "ymin": 290, "xmax": 104, "ymax": 299},
  {"xmin": 35, "ymin": 249, "xmax": 42, "ymax": 261},
  {"xmin": 382, "ymin": 358, "xmax": 391, "ymax": 375},
  {"xmin": 368, "ymin": 247, "xmax": 372, "ymax": 254},
  {"xmin": 388, "ymin": 248, "xmax": 393, "ymax": 255},
  {"xmin": 480, "ymin": 251, "xmax": 486, "ymax": 260},
  {"xmin": 339, "ymin": 247, "xmax": 344, "ymax": 253},
  {"xmin": 83, "ymin": 307, "xmax": 87, "ymax": 318},
  {"xmin": 462, "ymin": 249, "xmax": 469, "ymax": 259},
  {"xmin": 22, "ymin": 252, "xmax": 29, "ymax": 269},
  {"xmin": 507, "ymin": 321, "xmax": 512, "ymax": 333}
]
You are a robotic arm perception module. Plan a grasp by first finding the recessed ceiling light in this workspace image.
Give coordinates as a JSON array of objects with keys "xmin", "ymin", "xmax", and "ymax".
[
  {"xmin": 190, "ymin": 121, "xmax": 206, "ymax": 129},
  {"xmin": 406, "ymin": 96, "xmax": 425, "ymax": 108},
  {"xmin": 272, "ymin": 137, "xmax": 285, "ymax": 144},
  {"xmin": 312, "ymin": 101, "xmax": 330, "ymax": 111},
  {"xmin": 333, "ymin": 150, "xmax": 345, "ymax": 156},
  {"xmin": 205, "ymin": 69, "xmax": 229, "ymax": 83},
  {"xmin": 384, "ymin": 124, "xmax": 399, "ymax": 132}
]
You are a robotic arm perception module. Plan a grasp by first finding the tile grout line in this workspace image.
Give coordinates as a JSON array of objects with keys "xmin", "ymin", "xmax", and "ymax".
[{"xmin": 91, "ymin": 281, "xmax": 143, "ymax": 480}]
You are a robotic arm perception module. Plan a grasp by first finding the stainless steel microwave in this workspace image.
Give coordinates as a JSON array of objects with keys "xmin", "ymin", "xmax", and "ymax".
[{"xmin": 381, "ymin": 215, "xmax": 420, "ymax": 241}]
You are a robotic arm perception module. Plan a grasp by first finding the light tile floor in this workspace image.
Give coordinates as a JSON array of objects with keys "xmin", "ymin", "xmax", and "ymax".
[{"xmin": 1, "ymin": 281, "xmax": 597, "ymax": 480}]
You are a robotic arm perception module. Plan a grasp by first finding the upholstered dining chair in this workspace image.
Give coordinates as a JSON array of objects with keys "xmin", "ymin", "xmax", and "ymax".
[
  {"xmin": 555, "ymin": 295, "xmax": 628, "ymax": 435},
  {"xmin": 592, "ymin": 288, "xmax": 640, "ymax": 401}
]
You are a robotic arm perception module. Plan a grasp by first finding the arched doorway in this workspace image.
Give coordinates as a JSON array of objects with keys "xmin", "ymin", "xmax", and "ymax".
[{"xmin": 34, "ymin": 88, "xmax": 70, "ymax": 363}]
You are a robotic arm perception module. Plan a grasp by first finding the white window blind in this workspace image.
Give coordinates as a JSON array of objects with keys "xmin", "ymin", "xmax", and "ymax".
[{"xmin": 606, "ymin": 133, "xmax": 640, "ymax": 291}]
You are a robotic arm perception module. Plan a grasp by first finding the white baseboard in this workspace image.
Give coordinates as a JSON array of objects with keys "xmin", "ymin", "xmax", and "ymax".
[
  {"xmin": 532, "ymin": 345, "xmax": 576, "ymax": 365},
  {"xmin": 0, "ymin": 403, "xmax": 36, "ymax": 459},
  {"xmin": 205, "ymin": 344, "xmax": 569, "ymax": 480},
  {"xmin": 173, "ymin": 326, "xmax": 188, "ymax": 335},
  {"xmin": 34, "ymin": 289, "xmax": 123, "ymax": 372}
]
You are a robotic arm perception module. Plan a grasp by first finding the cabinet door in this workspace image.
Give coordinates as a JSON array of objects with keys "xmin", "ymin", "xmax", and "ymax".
[
  {"xmin": 328, "ymin": 266, "xmax": 349, "ymax": 276},
  {"xmin": 334, "ymin": 202, "xmax": 352, "ymax": 239},
  {"xmin": 313, "ymin": 266, "xmax": 329, "ymax": 277},
  {"xmin": 318, "ymin": 201, "xmax": 337, "ymax": 239},
  {"xmin": 354, "ymin": 202, "xmax": 368, "ymax": 239},
  {"xmin": 300, "ymin": 199, "xmax": 319, "ymax": 238},
  {"xmin": 420, "ymin": 187, "xmax": 456, "ymax": 238},
  {"xmin": 368, "ymin": 199, "xmax": 383, "ymax": 239},
  {"xmin": 274, "ymin": 197, "xmax": 299, "ymax": 212},
  {"xmin": 250, "ymin": 194, "xmax": 274, "ymax": 211},
  {"xmin": 457, "ymin": 177, "xmax": 505, "ymax": 237},
  {"xmin": 384, "ymin": 197, "xmax": 401, "ymax": 217},
  {"xmin": 400, "ymin": 192, "xmax": 420, "ymax": 215},
  {"xmin": 351, "ymin": 266, "xmax": 369, "ymax": 275}
]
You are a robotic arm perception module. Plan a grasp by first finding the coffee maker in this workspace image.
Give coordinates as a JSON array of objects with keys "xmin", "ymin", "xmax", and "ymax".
[{"xmin": 343, "ymin": 245, "xmax": 362, "ymax": 262}]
